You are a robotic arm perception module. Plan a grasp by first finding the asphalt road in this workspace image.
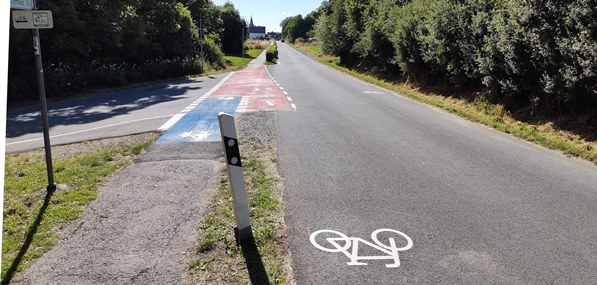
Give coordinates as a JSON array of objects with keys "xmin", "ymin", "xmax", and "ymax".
[
  {"xmin": 5, "ymin": 73, "xmax": 229, "ymax": 152},
  {"xmin": 270, "ymin": 43, "xmax": 597, "ymax": 284}
]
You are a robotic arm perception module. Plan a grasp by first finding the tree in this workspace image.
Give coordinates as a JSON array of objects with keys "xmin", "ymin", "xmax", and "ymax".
[{"xmin": 219, "ymin": 2, "xmax": 246, "ymax": 54}]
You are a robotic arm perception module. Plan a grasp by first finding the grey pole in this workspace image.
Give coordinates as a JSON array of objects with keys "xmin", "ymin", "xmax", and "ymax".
[
  {"xmin": 218, "ymin": 112, "xmax": 252, "ymax": 243},
  {"xmin": 32, "ymin": 26, "xmax": 55, "ymax": 192}
]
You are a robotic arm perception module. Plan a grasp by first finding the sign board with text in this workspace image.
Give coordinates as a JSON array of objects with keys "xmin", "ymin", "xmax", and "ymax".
[
  {"xmin": 11, "ymin": 0, "xmax": 34, "ymax": 10},
  {"xmin": 12, "ymin": 10, "xmax": 53, "ymax": 29}
]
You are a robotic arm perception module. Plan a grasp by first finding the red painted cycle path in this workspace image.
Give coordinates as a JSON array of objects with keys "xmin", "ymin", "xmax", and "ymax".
[{"xmin": 210, "ymin": 64, "xmax": 292, "ymax": 112}]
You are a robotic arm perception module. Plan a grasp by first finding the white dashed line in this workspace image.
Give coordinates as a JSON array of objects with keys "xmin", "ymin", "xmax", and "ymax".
[
  {"xmin": 236, "ymin": 97, "xmax": 250, "ymax": 113},
  {"xmin": 266, "ymin": 65, "xmax": 296, "ymax": 112}
]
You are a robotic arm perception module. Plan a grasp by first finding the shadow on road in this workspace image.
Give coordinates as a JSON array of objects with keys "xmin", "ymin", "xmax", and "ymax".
[
  {"xmin": 6, "ymin": 78, "xmax": 210, "ymax": 138},
  {"xmin": 239, "ymin": 233, "xmax": 270, "ymax": 285},
  {"xmin": 2, "ymin": 188, "xmax": 55, "ymax": 285}
]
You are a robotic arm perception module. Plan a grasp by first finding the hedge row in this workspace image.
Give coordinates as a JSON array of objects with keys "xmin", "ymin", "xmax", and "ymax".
[
  {"xmin": 266, "ymin": 42, "xmax": 279, "ymax": 63},
  {"xmin": 315, "ymin": 0, "xmax": 597, "ymax": 116}
]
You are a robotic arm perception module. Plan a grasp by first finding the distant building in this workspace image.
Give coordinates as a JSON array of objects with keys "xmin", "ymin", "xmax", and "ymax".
[
  {"xmin": 266, "ymin": 32, "xmax": 281, "ymax": 39},
  {"xmin": 248, "ymin": 16, "xmax": 266, "ymax": 39}
]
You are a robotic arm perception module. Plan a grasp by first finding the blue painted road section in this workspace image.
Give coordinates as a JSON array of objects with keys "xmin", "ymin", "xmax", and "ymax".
[{"xmin": 155, "ymin": 97, "xmax": 240, "ymax": 144}]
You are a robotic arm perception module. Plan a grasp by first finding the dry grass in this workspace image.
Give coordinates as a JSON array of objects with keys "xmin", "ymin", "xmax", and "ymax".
[{"xmin": 245, "ymin": 40, "xmax": 271, "ymax": 50}]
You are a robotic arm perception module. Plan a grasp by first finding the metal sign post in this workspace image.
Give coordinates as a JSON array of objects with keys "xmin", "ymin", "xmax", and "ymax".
[
  {"xmin": 218, "ymin": 112, "xmax": 252, "ymax": 243},
  {"xmin": 32, "ymin": 28, "xmax": 55, "ymax": 192},
  {"xmin": 199, "ymin": 19, "xmax": 204, "ymax": 57},
  {"xmin": 12, "ymin": 3, "xmax": 56, "ymax": 192}
]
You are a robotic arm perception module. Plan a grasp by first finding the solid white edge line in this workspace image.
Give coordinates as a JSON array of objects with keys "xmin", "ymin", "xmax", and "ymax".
[
  {"xmin": 7, "ymin": 114, "xmax": 176, "ymax": 145},
  {"xmin": 158, "ymin": 113, "xmax": 185, "ymax": 131}
]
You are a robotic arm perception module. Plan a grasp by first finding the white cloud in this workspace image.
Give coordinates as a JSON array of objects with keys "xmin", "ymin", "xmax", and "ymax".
[{"xmin": 281, "ymin": 11, "xmax": 294, "ymax": 17}]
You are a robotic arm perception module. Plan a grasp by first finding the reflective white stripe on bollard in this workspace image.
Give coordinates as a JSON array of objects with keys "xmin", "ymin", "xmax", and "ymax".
[{"xmin": 218, "ymin": 112, "xmax": 252, "ymax": 241}]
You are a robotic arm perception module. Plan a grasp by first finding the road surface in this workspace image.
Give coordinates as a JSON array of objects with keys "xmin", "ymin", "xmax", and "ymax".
[
  {"xmin": 5, "ymin": 74, "xmax": 230, "ymax": 152},
  {"xmin": 270, "ymin": 43, "xmax": 597, "ymax": 284}
]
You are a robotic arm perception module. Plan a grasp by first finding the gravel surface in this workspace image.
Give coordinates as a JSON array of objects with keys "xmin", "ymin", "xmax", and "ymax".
[{"xmin": 236, "ymin": 111, "xmax": 277, "ymax": 148}]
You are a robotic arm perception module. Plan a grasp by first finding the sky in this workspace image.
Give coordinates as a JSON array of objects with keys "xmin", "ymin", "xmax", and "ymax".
[{"xmin": 213, "ymin": 0, "xmax": 323, "ymax": 33}]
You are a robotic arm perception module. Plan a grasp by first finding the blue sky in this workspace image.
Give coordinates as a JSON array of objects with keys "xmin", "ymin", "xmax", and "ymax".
[{"xmin": 213, "ymin": 0, "xmax": 323, "ymax": 32}]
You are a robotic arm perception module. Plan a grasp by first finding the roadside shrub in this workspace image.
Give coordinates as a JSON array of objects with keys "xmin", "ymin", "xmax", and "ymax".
[
  {"xmin": 314, "ymin": 0, "xmax": 597, "ymax": 117},
  {"xmin": 42, "ymin": 57, "xmax": 205, "ymax": 97},
  {"xmin": 266, "ymin": 43, "xmax": 278, "ymax": 62}
]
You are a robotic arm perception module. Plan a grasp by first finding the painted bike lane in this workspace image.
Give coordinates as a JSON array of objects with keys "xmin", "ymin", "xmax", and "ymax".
[{"xmin": 157, "ymin": 59, "xmax": 292, "ymax": 144}]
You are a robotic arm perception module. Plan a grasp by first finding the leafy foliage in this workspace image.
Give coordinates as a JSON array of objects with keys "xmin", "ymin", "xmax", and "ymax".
[
  {"xmin": 266, "ymin": 42, "xmax": 279, "ymax": 63},
  {"xmin": 309, "ymin": 0, "xmax": 597, "ymax": 116},
  {"xmin": 8, "ymin": 0, "xmax": 245, "ymax": 104}
]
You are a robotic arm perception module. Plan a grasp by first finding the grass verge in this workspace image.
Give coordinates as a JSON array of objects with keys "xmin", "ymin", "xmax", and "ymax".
[
  {"xmin": 1, "ymin": 133, "xmax": 159, "ymax": 282},
  {"xmin": 293, "ymin": 44, "xmax": 597, "ymax": 164},
  {"xmin": 190, "ymin": 142, "xmax": 291, "ymax": 284},
  {"xmin": 222, "ymin": 49, "xmax": 264, "ymax": 72}
]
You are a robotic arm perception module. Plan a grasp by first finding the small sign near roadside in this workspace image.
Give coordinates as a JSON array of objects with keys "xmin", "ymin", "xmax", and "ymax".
[
  {"xmin": 11, "ymin": 0, "xmax": 34, "ymax": 10},
  {"xmin": 12, "ymin": 10, "xmax": 53, "ymax": 29}
]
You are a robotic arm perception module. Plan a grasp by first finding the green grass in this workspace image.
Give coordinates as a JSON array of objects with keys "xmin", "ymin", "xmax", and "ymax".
[
  {"xmin": 293, "ymin": 44, "xmax": 597, "ymax": 164},
  {"xmin": 2, "ymin": 135, "xmax": 158, "ymax": 282},
  {"xmin": 223, "ymin": 49, "xmax": 264, "ymax": 69},
  {"xmin": 190, "ymin": 144, "xmax": 288, "ymax": 284}
]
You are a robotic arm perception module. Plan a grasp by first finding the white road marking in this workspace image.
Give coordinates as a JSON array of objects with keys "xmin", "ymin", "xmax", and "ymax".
[
  {"xmin": 283, "ymin": 91, "xmax": 288, "ymax": 95},
  {"xmin": 279, "ymin": 87, "xmax": 284, "ymax": 90},
  {"xmin": 7, "ymin": 114, "xmax": 175, "ymax": 145},
  {"xmin": 158, "ymin": 114, "xmax": 185, "ymax": 131},
  {"xmin": 291, "ymin": 103, "xmax": 297, "ymax": 110},
  {"xmin": 310, "ymin": 229, "xmax": 413, "ymax": 268},
  {"xmin": 287, "ymin": 97, "xmax": 293, "ymax": 102}
]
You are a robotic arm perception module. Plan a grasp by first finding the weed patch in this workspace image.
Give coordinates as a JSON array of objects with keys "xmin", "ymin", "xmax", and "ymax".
[{"xmin": 190, "ymin": 143, "xmax": 290, "ymax": 284}]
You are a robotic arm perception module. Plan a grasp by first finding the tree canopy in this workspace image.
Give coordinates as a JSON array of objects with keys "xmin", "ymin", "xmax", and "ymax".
[
  {"xmin": 8, "ymin": 0, "xmax": 246, "ymax": 103},
  {"xmin": 311, "ymin": 0, "xmax": 597, "ymax": 116}
]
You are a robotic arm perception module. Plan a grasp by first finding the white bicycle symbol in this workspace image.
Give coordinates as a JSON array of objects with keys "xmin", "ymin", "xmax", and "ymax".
[{"xmin": 310, "ymin": 229, "xmax": 413, "ymax": 268}]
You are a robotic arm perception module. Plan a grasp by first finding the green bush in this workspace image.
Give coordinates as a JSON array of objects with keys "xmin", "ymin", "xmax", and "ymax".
[
  {"xmin": 312, "ymin": 0, "xmax": 597, "ymax": 116},
  {"xmin": 266, "ymin": 42, "xmax": 279, "ymax": 63},
  {"xmin": 43, "ymin": 57, "xmax": 205, "ymax": 96}
]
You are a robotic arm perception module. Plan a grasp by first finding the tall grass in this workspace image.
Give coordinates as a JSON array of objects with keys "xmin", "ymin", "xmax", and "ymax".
[{"xmin": 245, "ymin": 40, "xmax": 270, "ymax": 50}]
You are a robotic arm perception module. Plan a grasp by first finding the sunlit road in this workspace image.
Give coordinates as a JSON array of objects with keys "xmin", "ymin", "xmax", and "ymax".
[
  {"xmin": 5, "ymin": 74, "xmax": 229, "ymax": 152},
  {"xmin": 269, "ymin": 43, "xmax": 597, "ymax": 284}
]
